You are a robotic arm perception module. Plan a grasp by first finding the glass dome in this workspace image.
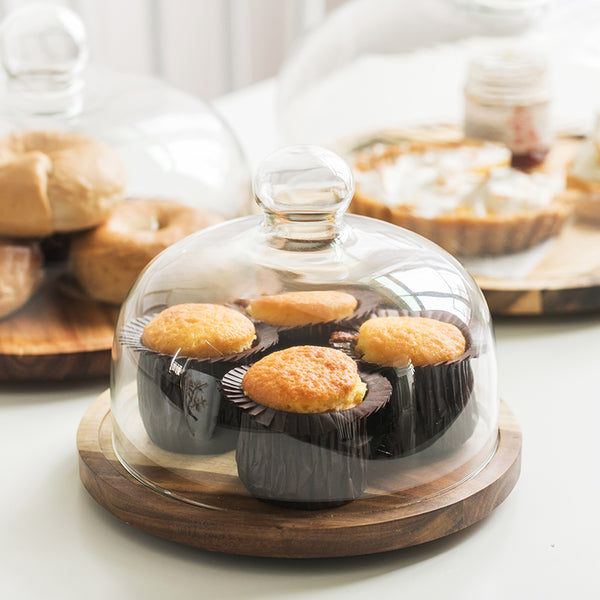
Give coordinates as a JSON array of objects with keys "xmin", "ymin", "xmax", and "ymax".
[
  {"xmin": 111, "ymin": 145, "xmax": 498, "ymax": 511},
  {"xmin": 277, "ymin": 0, "xmax": 599, "ymax": 152},
  {"xmin": 0, "ymin": 3, "xmax": 250, "ymax": 219}
]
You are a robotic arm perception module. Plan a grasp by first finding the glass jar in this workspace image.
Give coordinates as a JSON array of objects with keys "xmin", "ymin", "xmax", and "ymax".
[{"xmin": 464, "ymin": 45, "xmax": 551, "ymax": 169}]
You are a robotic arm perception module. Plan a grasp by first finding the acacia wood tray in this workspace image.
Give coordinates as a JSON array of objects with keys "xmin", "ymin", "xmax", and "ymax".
[
  {"xmin": 0, "ymin": 270, "xmax": 117, "ymax": 381},
  {"xmin": 77, "ymin": 390, "xmax": 521, "ymax": 558},
  {"xmin": 475, "ymin": 221, "xmax": 600, "ymax": 315}
]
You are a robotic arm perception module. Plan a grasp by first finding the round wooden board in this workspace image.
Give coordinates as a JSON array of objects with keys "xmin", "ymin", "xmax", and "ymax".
[
  {"xmin": 0, "ymin": 270, "xmax": 118, "ymax": 381},
  {"xmin": 474, "ymin": 221, "xmax": 600, "ymax": 315},
  {"xmin": 77, "ymin": 390, "xmax": 522, "ymax": 558}
]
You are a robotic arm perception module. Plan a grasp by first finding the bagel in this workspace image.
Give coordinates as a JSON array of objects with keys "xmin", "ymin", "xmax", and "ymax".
[
  {"xmin": 0, "ymin": 130, "xmax": 126, "ymax": 237},
  {"xmin": 0, "ymin": 238, "xmax": 43, "ymax": 319},
  {"xmin": 69, "ymin": 198, "xmax": 224, "ymax": 304}
]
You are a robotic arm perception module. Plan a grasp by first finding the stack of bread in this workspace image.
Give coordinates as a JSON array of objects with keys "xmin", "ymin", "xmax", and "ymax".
[{"xmin": 0, "ymin": 129, "xmax": 224, "ymax": 318}]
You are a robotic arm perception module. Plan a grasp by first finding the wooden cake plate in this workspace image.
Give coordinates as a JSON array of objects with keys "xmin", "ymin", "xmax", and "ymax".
[
  {"xmin": 0, "ymin": 270, "xmax": 118, "ymax": 381},
  {"xmin": 77, "ymin": 390, "xmax": 522, "ymax": 558},
  {"xmin": 473, "ymin": 221, "xmax": 600, "ymax": 316}
]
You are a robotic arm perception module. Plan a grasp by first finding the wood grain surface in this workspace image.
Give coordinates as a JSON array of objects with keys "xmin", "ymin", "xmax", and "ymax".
[
  {"xmin": 475, "ymin": 221, "xmax": 600, "ymax": 315},
  {"xmin": 0, "ymin": 270, "xmax": 118, "ymax": 381},
  {"xmin": 77, "ymin": 390, "xmax": 522, "ymax": 558}
]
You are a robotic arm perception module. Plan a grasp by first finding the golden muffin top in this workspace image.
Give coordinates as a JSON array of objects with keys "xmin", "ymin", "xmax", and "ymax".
[
  {"xmin": 241, "ymin": 345, "xmax": 366, "ymax": 413},
  {"xmin": 247, "ymin": 290, "xmax": 357, "ymax": 326},
  {"xmin": 142, "ymin": 303, "xmax": 256, "ymax": 358},
  {"xmin": 355, "ymin": 316, "xmax": 466, "ymax": 367}
]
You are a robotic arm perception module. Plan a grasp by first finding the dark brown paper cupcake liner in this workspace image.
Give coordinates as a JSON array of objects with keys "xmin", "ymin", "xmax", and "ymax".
[
  {"xmin": 120, "ymin": 313, "xmax": 278, "ymax": 454},
  {"xmin": 221, "ymin": 367, "xmax": 391, "ymax": 508},
  {"xmin": 367, "ymin": 361, "xmax": 476, "ymax": 458},
  {"xmin": 235, "ymin": 415, "xmax": 370, "ymax": 509},
  {"xmin": 136, "ymin": 352, "xmax": 238, "ymax": 454}
]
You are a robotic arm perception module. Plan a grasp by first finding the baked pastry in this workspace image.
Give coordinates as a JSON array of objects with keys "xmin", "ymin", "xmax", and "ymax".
[
  {"xmin": 241, "ymin": 345, "xmax": 366, "ymax": 412},
  {"xmin": 70, "ymin": 199, "xmax": 224, "ymax": 304},
  {"xmin": 0, "ymin": 130, "xmax": 126, "ymax": 237},
  {"xmin": 121, "ymin": 303, "xmax": 277, "ymax": 454},
  {"xmin": 566, "ymin": 122, "xmax": 600, "ymax": 222},
  {"xmin": 351, "ymin": 139, "xmax": 572, "ymax": 256},
  {"xmin": 221, "ymin": 346, "xmax": 391, "ymax": 509},
  {"xmin": 242, "ymin": 289, "xmax": 376, "ymax": 347},
  {"xmin": 355, "ymin": 316, "xmax": 466, "ymax": 367},
  {"xmin": 246, "ymin": 290, "xmax": 358, "ymax": 327},
  {"xmin": 142, "ymin": 303, "xmax": 256, "ymax": 358},
  {"xmin": 0, "ymin": 239, "xmax": 43, "ymax": 319},
  {"xmin": 332, "ymin": 312, "xmax": 475, "ymax": 458}
]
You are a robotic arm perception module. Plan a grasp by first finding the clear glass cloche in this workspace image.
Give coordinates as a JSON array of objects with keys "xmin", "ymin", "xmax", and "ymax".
[
  {"xmin": 111, "ymin": 145, "xmax": 499, "ymax": 511},
  {"xmin": 0, "ymin": 2, "xmax": 250, "ymax": 219}
]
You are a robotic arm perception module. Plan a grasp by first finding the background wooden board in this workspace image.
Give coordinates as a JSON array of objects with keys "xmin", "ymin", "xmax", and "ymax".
[
  {"xmin": 475, "ymin": 221, "xmax": 600, "ymax": 315},
  {"xmin": 77, "ymin": 390, "xmax": 522, "ymax": 558},
  {"xmin": 0, "ymin": 270, "xmax": 118, "ymax": 381}
]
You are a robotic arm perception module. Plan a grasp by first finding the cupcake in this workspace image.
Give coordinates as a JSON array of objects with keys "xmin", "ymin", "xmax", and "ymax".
[
  {"xmin": 121, "ymin": 303, "xmax": 277, "ymax": 454},
  {"xmin": 241, "ymin": 289, "xmax": 378, "ymax": 347},
  {"xmin": 331, "ymin": 312, "xmax": 475, "ymax": 458},
  {"xmin": 221, "ymin": 345, "xmax": 391, "ymax": 509},
  {"xmin": 351, "ymin": 139, "xmax": 572, "ymax": 256}
]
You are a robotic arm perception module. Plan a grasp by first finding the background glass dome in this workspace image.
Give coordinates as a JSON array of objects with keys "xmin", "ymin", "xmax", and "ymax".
[
  {"xmin": 111, "ymin": 145, "xmax": 498, "ymax": 510},
  {"xmin": 277, "ymin": 0, "xmax": 600, "ymax": 153},
  {"xmin": 0, "ymin": 2, "xmax": 250, "ymax": 218}
]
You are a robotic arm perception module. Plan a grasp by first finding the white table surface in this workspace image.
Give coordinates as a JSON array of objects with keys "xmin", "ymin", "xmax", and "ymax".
[{"xmin": 2, "ymin": 78, "xmax": 600, "ymax": 600}]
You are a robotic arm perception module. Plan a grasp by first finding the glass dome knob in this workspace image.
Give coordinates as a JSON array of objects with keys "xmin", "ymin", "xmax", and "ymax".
[
  {"xmin": 253, "ymin": 145, "xmax": 354, "ymax": 247},
  {"xmin": 0, "ymin": 2, "xmax": 88, "ymax": 115}
]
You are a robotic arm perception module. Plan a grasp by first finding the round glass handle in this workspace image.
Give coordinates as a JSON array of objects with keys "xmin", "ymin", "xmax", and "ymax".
[
  {"xmin": 0, "ymin": 3, "xmax": 88, "ymax": 115},
  {"xmin": 254, "ymin": 145, "xmax": 354, "ymax": 218}
]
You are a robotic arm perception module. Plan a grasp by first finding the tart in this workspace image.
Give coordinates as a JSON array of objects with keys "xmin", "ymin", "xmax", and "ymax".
[{"xmin": 351, "ymin": 139, "xmax": 572, "ymax": 256}]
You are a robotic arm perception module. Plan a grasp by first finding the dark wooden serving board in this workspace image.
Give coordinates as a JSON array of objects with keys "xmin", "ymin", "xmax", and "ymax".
[
  {"xmin": 77, "ymin": 391, "xmax": 521, "ymax": 558},
  {"xmin": 475, "ymin": 221, "xmax": 600, "ymax": 315},
  {"xmin": 0, "ymin": 270, "xmax": 118, "ymax": 381}
]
